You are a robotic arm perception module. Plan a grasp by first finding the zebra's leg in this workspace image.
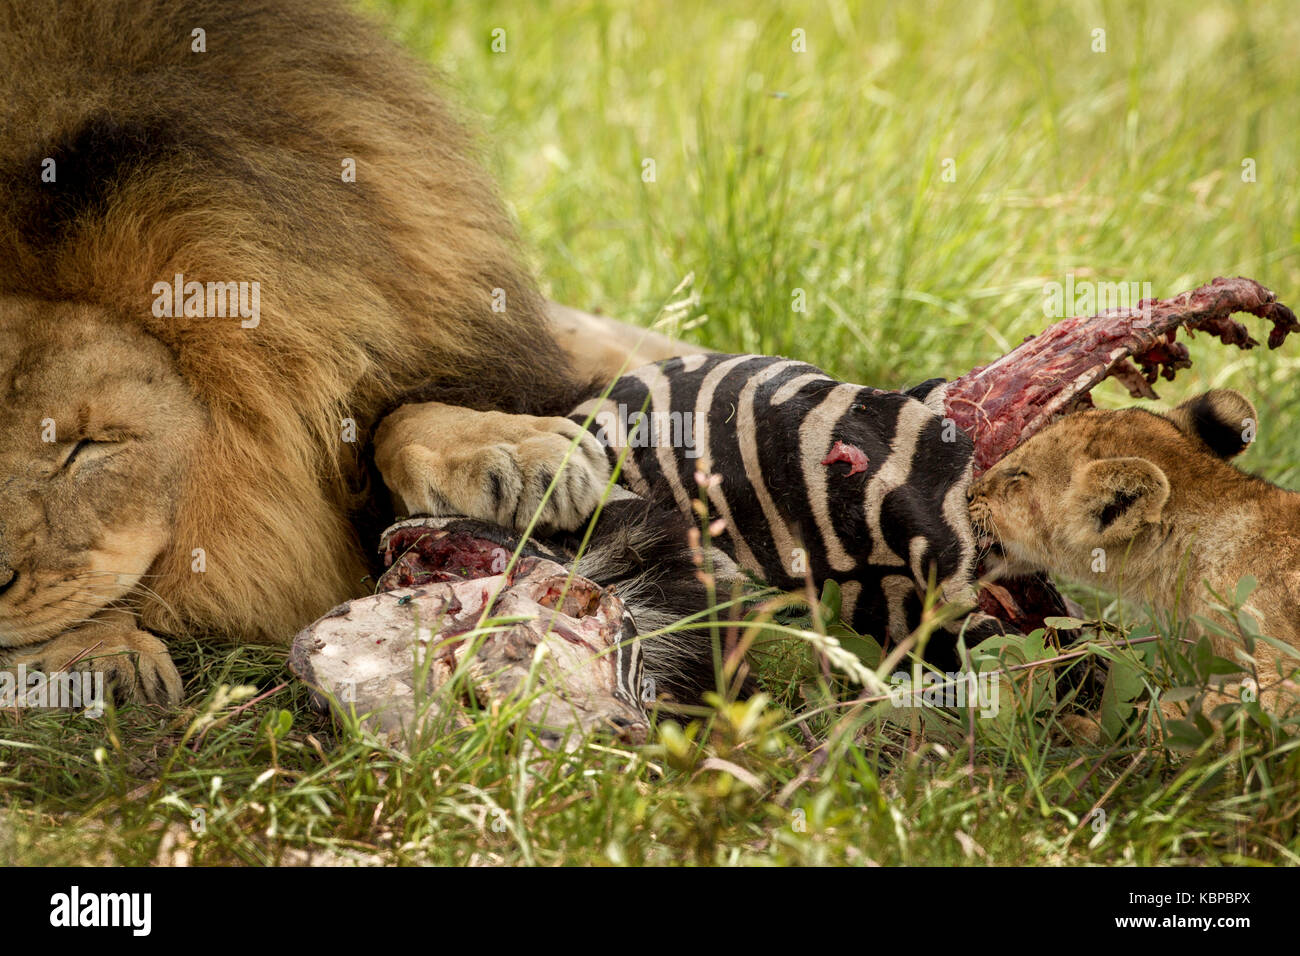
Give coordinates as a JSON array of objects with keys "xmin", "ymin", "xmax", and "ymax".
[
  {"xmin": 373, "ymin": 402, "xmax": 612, "ymax": 533},
  {"xmin": 546, "ymin": 302, "xmax": 709, "ymax": 383}
]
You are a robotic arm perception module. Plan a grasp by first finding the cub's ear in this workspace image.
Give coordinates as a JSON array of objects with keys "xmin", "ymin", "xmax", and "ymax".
[
  {"xmin": 1165, "ymin": 389, "xmax": 1257, "ymax": 458},
  {"xmin": 1066, "ymin": 457, "xmax": 1169, "ymax": 543}
]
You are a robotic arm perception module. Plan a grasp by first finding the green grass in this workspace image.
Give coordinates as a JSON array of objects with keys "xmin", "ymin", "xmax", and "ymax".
[{"xmin": 5, "ymin": 0, "xmax": 1300, "ymax": 865}]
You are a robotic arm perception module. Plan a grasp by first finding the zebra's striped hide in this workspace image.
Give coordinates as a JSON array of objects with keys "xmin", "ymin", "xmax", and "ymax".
[{"xmin": 571, "ymin": 354, "xmax": 1003, "ymax": 667}]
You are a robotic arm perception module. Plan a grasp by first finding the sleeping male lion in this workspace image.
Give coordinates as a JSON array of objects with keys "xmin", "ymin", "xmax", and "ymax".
[{"xmin": 0, "ymin": 0, "xmax": 674, "ymax": 704}]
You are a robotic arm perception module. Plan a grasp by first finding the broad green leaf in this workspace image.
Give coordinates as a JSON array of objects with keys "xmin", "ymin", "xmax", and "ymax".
[
  {"xmin": 1234, "ymin": 575, "xmax": 1258, "ymax": 606},
  {"xmin": 1099, "ymin": 645, "xmax": 1145, "ymax": 741},
  {"xmin": 1043, "ymin": 616, "xmax": 1087, "ymax": 630}
]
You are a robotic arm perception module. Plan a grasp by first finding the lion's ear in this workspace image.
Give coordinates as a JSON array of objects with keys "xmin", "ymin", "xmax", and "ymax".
[
  {"xmin": 1165, "ymin": 389, "xmax": 1257, "ymax": 459},
  {"xmin": 1066, "ymin": 457, "xmax": 1169, "ymax": 543}
]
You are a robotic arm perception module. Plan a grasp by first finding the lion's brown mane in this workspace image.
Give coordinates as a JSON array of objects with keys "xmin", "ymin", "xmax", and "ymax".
[{"xmin": 0, "ymin": 0, "xmax": 582, "ymax": 643}]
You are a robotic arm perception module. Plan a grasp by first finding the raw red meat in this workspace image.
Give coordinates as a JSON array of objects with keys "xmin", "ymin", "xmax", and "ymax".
[
  {"xmin": 943, "ymin": 277, "xmax": 1298, "ymax": 474},
  {"xmin": 821, "ymin": 440, "xmax": 870, "ymax": 476}
]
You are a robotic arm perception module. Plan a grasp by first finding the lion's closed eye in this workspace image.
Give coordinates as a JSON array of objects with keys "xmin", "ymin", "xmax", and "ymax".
[
  {"xmin": 61, "ymin": 438, "xmax": 94, "ymax": 469},
  {"xmin": 60, "ymin": 437, "xmax": 127, "ymax": 472}
]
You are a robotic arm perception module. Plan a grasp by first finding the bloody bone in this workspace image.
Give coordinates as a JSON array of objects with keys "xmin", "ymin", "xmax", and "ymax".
[
  {"xmin": 380, "ymin": 525, "xmax": 513, "ymax": 587},
  {"xmin": 290, "ymin": 516, "xmax": 650, "ymax": 747},
  {"xmin": 943, "ymin": 277, "xmax": 1299, "ymax": 474}
]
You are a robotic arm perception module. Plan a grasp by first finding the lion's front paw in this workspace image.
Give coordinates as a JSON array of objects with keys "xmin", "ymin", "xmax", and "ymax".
[
  {"xmin": 375, "ymin": 403, "xmax": 612, "ymax": 533},
  {"xmin": 5, "ymin": 626, "xmax": 183, "ymax": 708}
]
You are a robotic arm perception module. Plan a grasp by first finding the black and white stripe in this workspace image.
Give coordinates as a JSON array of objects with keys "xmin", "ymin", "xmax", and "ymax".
[{"xmin": 572, "ymin": 354, "xmax": 1001, "ymax": 669}]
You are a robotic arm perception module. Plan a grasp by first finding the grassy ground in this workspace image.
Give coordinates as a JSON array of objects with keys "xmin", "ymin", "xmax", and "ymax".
[{"xmin": 4, "ymin": 0, "xmax": 1300, "ymax": 865}]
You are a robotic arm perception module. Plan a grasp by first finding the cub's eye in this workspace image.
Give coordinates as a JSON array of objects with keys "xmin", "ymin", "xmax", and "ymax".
[{"xmin": 1003, "ymin": 469, "xmax": 1029, "ymax": 485}]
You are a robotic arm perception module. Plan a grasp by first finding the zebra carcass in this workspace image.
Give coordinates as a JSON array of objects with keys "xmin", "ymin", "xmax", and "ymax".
[
  {"xmin": 572, "ymin": 276, "xmax": 1298, "ymax": 662},
  {"xmin": 293, "ymin": 277, "xmax": 1296, "ymax": 736}
]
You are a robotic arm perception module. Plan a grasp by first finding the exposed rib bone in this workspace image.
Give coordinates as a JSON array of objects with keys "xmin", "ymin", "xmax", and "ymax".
[{"xmin": 943, "ymin": 276, "xmax": 1299, "ymax": 473}]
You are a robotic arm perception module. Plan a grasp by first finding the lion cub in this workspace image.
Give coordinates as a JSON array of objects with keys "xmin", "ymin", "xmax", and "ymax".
[{"xmin": 969, "ymin": 389, "xmax": 1300, "ymax": 699}]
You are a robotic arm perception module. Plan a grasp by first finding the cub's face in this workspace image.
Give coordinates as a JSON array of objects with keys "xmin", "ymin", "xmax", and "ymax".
[
  {"xmin": 968, "ymin": 390, "xmax": 1256, "ymax": 581},
  {"xmin": 0, "ymin": 298, "xmax": 205, "ymax": 648}
]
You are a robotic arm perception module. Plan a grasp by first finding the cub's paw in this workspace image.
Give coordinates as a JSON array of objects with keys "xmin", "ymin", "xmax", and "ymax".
[
  {"xmin": 375, "ymin": 402, "xmax": 612, "ymax": 533},
  {"xmin": 4, "ymin": 626, "xmax": 184, "ymax": 708}
]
